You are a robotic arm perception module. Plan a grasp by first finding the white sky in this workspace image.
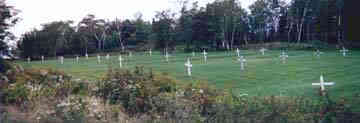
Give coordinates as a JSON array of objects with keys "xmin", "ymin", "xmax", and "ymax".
[{"xmin": 6, "ymin": 0, "xmax": 254, "ymax": 38}]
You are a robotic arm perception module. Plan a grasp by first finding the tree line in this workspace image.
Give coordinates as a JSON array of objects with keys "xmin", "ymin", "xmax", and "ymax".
[{"xmin": 16, "ymin": 0, "xmax": 346, "ymax": 58}]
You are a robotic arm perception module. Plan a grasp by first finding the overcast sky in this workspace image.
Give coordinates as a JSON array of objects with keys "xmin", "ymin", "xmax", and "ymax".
[{"xmin": 6, "ymin": 0, "xmax": 254, "ymax": 38}]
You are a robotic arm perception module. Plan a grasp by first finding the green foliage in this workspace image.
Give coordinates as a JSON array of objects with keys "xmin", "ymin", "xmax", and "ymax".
[
  {"xmin": 17, "ymin": 21, "xmax": 75, "ymax": 57},
  {"xmin": 0, "ymin": 0, "xmax": 18, "ymax": 73},
  {"xmin": 1, "ymin": 67, "xmax": 88, "ymax": 106},
  {"xmin": 152, "ymin": 10, "xmax": 176, "ymax": 49},
  {"xmin": 2, "ymin": 81, "xmax": 29, "ymax": 105},
  {"xmin": 0, "ymin": 0, "xmax": 19, "ymax": 53},
  {"xmin": 0, "ymin": 58, "xmax": 12, "ymax": 73},
  {"xmin": 55, "ymin": 96, "xmax": 87, "ymax": 123},
  {"xmin": 95, "ymin": 66, "xmax": 177, "ymax": 116}
]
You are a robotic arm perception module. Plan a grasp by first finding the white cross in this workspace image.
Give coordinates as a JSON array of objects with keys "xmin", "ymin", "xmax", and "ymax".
[
  {"xmin": 340, "ymin": 47, "xmax": 349, "ymax": 56},
  {"xmin": 237, "ymin": 56, "xmax": 247, "ymax": 70},
  {"xmin": 314, "ymin": 49, "xmax": 324, "ymax": 57},
  {"xmin": 260, "ymin": 48, "xmax": 267, "ymax": 55},
  {"xmin": 27, "ymin": 57, "xmax": 31, "ymax": 63},
  {"xmin": 97, "ymin": 55, "xmax": 101, "ymax": 64},
  {"xmin": 192, "ymin": 52, "xmax": 195, "ymax": 57},
  {"xmin": 149, "ymin": 49, "xmax": 152, "ymax": 56},
  {"xmin": 60, "ymin": 56, "xmax": 64, "ymax": 64},
  {"xmin": 85, "ymin": 53, "xmax": 88, "ymax": 60},
  {"xmin": 312, "ymin": 75, "xmax": 335, "ymax": 92},
  {"xmin": 41, "ymin": 56, "xmax": 44, "ymax": 64},
  {"xmin": 202, "ymin": 50, "xmax": 208, "ymax": 63},
  {"xmin": 106, "ymin": 54, "xmax": 110, "ymax": 60},
  {"xmin": 76, "ymin": 56, "xmax": 79, "ymax": 63},
  {"xmin": 279, "ymin": 51, "xmax": 288, "ymax": 64},
  {"xmin": 184, "ymin": 58, "xmax": 192, "ymax": 76},
  {"xmin": 236, "ymin": 48, "xmax": 240, "ymax": 57},
  {"xmin": 165, "ymin": 51, "xmax": 169, "ymax": 62},
  {"xmin": 119, "ymin": 55, "xmax": 123, "ymax": 68}
]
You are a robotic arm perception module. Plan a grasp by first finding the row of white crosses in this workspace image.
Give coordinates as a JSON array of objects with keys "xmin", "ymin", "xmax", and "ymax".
[
  {"xmin": 313, "ymin": 47, "xmax": 349, "ymax": 58},
  {"xmin": 57, "ymin": 55, "xmax": 80, "ymax": 64},
  {"xmin": 33, "ymin": 46, "xmax": 347, "ymax": 65},
  {"xmin": 97, "ymin": 54, "xmax": 111, "ymax": 64},
  {"xmin": 186, "ymin": 50, "xmax": 336, "ymax": 95},
  {"xmin": 235, "ymin": 47, "xmax": 267, "ymax": 56},
  {"xmin": 96, "ymin": 53, "xmax": 126, "ymax": 67}
]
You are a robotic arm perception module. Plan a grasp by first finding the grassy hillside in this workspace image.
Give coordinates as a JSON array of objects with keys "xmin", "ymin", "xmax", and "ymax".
[{"xmin": 17, "ymin": 50, "xmax": 360, "ymax": 98}]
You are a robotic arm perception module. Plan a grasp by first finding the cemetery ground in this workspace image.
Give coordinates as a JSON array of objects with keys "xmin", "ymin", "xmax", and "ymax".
[{"xmin": 17, "ymin": 49, "xmax": 360, "ymax": 99}]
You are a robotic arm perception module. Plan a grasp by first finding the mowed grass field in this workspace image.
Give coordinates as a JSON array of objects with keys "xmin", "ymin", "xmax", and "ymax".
[{"xmin": 17, "ymin": 50, "xmax": 360, "ymax": 98}]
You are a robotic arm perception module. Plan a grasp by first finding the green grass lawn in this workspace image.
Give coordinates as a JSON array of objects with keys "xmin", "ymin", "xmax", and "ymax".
[{"xmin": 17, "ymin": 50, "xmax": 360, "ymax": 98}]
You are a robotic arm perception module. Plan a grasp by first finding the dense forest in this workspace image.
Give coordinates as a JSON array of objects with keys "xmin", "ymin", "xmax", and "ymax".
[{"xmin": 2, "ymin": 0, "xmax": 351, "ymax": 58}]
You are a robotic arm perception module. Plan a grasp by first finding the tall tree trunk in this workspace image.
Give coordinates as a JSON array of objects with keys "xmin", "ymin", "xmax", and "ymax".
[
  {"xmin": 54, "ymin": 40, "xmax": 57, "ymax": 57},
  {"xmin": 118, "ymin": 32, "xmax": 125, "ymax": 52},
  {"xmin": 223, "ymin": 12, "xmax": 227, "ymax": 49},
  {"xmin": 231, "ymin": 24, "xmax": 236, "ymax": 49},
  {"xmin": 288, "ymin": 22, "xmax": 293, "ymax": 42},
  {"xmin": 81, "ymin": 36, "xmax": 88, "ymax": 54},
  {"xmin": 244, "ymin": 33, "xmax": 248, "ymax": 45},
  {"xmin": 337, "ymin": 15, "xmax": 342, "ymax": 44},
  {"xmin": 307, "ymin": 22, "xmax": 310, "ymax": 41},
  {"xmin": 230, "ymin": 0, "xmax": 235, "ymax": 50},
  {"xmin": 94, "ymin": 34, "xmax": 101, "ymax": 51},
  {"xmin": 101, "ymin": 31, "xmax": 106, "ymax": 51},
  {"xmin": 297, "ymin": 0, "xmax": 311, "ymax": 44}
]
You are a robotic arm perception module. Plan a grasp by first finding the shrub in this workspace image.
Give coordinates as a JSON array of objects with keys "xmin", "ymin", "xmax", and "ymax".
[
  {"xmin": 55, "ymin": 95, "xmax": 87, "ymax": 122},
  {"xmin": 95, "ymin": 66, "xmax": 177, "ymax": 116},
  {"xmin": 1, "ymin": 67, "xmax": 89, "ymax": 106}
]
